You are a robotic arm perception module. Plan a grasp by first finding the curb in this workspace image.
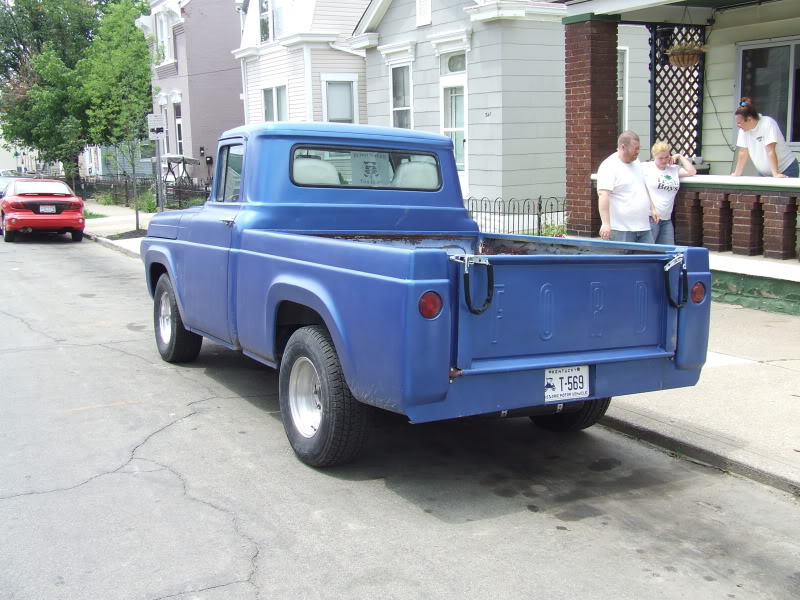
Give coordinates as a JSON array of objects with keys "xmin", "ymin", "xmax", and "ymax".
[
  {"xmin": 600, "ymin": 415, "xmax": 800, "ymax": 498},
  {"xmin": 85, "ymin": 231, "xmax": 141, "ymax": 259}
]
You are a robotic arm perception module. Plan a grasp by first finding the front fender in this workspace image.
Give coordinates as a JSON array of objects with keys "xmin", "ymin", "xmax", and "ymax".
[
  {"xmin": 142, "ymin": 242, "xmax": 189, "ymax": 324},
  {"xmin": 265, "ymin": 277, "xmax": 355, "ymax": 386}
]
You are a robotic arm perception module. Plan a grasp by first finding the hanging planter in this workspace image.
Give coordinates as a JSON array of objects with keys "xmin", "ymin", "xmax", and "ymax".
[{"xmin": 665, "ymin": 42, "xmax": 707, "ymax": 68}]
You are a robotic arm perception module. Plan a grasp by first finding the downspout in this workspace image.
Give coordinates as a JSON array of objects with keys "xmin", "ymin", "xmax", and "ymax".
[{"xmin": 648, "ymin": 25, "xmax": 657, "ymax": 149}]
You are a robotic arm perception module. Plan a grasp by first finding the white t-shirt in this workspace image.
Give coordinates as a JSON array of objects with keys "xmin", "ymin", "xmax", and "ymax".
[
  {"xmin": 642, "ymin": 162, "xmax": 681, "ymax": 220},
  {"xmin": 596, "ymin": 153, "xmax": 651, "ymax": 231},
  {"xmin": 736, "ymin": 115, "xmax": 795, "ymax": 176}
]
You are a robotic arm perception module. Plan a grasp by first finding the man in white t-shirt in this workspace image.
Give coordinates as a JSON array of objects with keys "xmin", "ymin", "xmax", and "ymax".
[{"xmin": 596, "ymin": 131, "xmax": 657, "ymax": 243}]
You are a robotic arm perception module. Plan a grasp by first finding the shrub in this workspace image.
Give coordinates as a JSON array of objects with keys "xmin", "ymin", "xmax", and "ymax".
[
  {"xmin": 540, "ymin": 223, "xmax": 567, "ymax": 237},
  {"xmin": 95, "ymin": 192, "xmax": 115, "ymax": 205}
]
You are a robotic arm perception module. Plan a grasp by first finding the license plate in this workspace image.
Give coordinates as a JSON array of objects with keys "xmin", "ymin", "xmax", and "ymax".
[
  {"xmin": 544, "ymin": 365, "xmax": 590, "ymax": 401},
  {"xmin": 40, "ymin": 205, "xmax": 56, "ymax": 213}
]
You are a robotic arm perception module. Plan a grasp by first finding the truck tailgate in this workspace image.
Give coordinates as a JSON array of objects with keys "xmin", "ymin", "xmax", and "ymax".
[{"xmin": 453, "ymin": 253, "xmax": 682, "ymax": 374}]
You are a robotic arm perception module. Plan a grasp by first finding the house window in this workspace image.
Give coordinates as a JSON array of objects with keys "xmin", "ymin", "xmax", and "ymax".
[
  {"xmin": 617, "ymin": 48, "xmax": 628, "ymax": 135},
  {"xmin": 161, "ymin": 105, "xmax": 171, "ymax": 155},
  {"xmin": 155, "ymin": 12, "xmax": 174, "ymax": 62},
  {"xmin": 391, "ymin": 65, "xmax": 412, "ymax": 129},
  {"xmin": 174, "ymin": 103, "xmax": 183, "ymax": 155},
  {"xmin": 440, "ymin": 52, "xmax": 466, "ymax": 75},
  {"xmin": 322, "ymin": 74, "xmax": 358, "ymax": 124},
  {"xmin": 260, "ymin": 0, "xmax": 283, "ymax": 43},
  {"xmin": 738, "ymin": 38, "xmax": 800, "ymax": 144},
  {"xmin": 263, "ymin": 86, "xmax": 288, "ymax": 121}
]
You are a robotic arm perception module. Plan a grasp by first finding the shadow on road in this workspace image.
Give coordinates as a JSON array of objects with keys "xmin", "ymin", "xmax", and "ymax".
[{"xmin": 184, "ymin": 343, "xmax": 706, "ymax": 525}]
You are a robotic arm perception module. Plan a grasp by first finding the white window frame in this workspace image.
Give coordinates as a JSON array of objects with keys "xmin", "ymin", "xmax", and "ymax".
[
  {"xmin": 174, "ymin": 103, "xmax": 183, "ymax": 155},
  {"xmin": 259, "ymin": 0, "xmax": 285, "ymax": 44},
  {"xmin": 262, "ymin": 83, "xmax": 288, "ymax": 121},
  {"xmin": 154, "ymin": 12, "xmax": 176, "ymax": 64},
  {"xmin": 617, "ymin": 46, "xmax": 629, "ymax": 135},
  {"xmin": 321, "ymin": 73, "xmax": 359, "ymax": 124},
  {"xmin": 161, "ymin": 105, "xmax": 171, "ymax": 155},
  {"xmin": 390, "ymin": 63, "xmax": 414, "ymax": 129},
  {"xmin": 440, "ymin": 56, "xmax": 467, "ymax": 192},
  {"xmin": 735, "ymin": 35, "xmax": 800, "ymax": 148}
]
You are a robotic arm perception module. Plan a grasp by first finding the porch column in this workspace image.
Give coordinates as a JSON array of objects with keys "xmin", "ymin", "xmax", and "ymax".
[
  {"xmin": 564, "ymin": 18, "xmax": 618, "ymax": 237},
  {"xmin": 761, "ymin": 194, "xmax": 798, "ymax": 260},
  {"xmin": 731, "ymin": 194, "xmax": 763, "ymax": 256},
  {"xmin": 674, "ymin": 188, "xmax": 703, "ymax": 246},
  {"xmin": 700, "ymin": 191, "xmax": 732, "ymax": 252}
]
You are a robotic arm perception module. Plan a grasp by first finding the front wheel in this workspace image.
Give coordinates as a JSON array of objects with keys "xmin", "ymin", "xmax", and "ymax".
[
  {"xmin": 153, "ymin": 274, "xmax": 202, "ymax": 363},
  {"xmin": 530, "ymin": 398, "xmax": 611, "ymax": 432},
  {"xmin": 279, "ymin": 326, "xmax": 370, "ymax": 467}
]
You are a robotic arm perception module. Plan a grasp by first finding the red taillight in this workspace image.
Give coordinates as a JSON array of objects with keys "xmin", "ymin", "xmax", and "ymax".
[
  {"xmin": 7, "ymin": 201, "xmax": 25, "ymax": 210},
  {"xmin": 691, "ymin": 282, "xmax": 706, "ymax": 304},
  {"xmin": 419, "ymin": 291, "xmax": 443, "ymax": 319},
  {"xmin": 66, "ymin": 201, "xmax": 83, "ymax": 211}
]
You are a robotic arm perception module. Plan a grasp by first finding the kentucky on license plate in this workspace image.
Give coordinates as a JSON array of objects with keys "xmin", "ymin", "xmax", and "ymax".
[
  {"xmin": 544, "ymin": 365, "xmax": 590, "ymax": 401},
  {"xmin": 40, "ymin": 205, "xmax": 56, "ymax": 213}
]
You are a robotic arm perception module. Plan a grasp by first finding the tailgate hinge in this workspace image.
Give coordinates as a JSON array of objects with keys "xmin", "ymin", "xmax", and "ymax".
[{"xmin": 450, "ymin": 254, "xmax": 494, "ymax": 315}]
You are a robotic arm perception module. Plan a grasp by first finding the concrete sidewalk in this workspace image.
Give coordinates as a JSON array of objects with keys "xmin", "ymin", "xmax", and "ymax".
[{"xmin": 84, "ymin": 200, "xmax": 800, "ymax": 495}]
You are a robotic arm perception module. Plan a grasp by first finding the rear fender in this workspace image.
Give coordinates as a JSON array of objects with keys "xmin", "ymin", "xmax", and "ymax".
[{"xmin": 265, "ymin": 278, "xmax": 355, "ymax": 384}]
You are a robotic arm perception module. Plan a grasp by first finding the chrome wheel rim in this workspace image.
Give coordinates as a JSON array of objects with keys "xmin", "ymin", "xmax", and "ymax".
[
  {"xmin": 158, "ymin": 291, "xmax": 172, "ymax": 345},
  {"xmin": 289, "ymin": 357, "xmax": 322, "ymax": 438}
]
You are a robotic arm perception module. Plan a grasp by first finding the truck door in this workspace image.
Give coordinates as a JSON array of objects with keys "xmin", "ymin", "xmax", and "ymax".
[{"xmin": 181, "ymin": 142, "xmax": 243, "ymax": 343}]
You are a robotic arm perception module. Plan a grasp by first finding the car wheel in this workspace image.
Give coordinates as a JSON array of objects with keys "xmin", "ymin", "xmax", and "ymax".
[
  {"xmin": 71, "ymin": 230, "xmax": 84, "ymax": 242},
  {"xmin": 279, "ymin": 325, "xmax": 370, "ymax": 467},
  {"xmin": 530, "ymin": 397, "xmax": 611, "ymax": 432},
  {"xmin": 153, "ymin": 274, "xmax": 202, "ymax": 363},
  {"xmin": 3, "ymin": 227, "xmax": 15, "ymax": 242}
]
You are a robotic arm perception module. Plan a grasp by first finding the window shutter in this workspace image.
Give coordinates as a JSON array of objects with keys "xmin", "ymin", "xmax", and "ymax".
[{"xmin": 416, "ymin": 0, "xmax": 431, "ymax": 27}]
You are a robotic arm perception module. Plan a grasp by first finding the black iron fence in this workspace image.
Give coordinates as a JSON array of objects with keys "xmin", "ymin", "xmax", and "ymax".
[
  {"xmin": 65, "ymin": 174, "xmax": 210, "ymax": 211},
  {"xmin": 466, "ymin": 196, "xmax": 566, "ymax": 235}
]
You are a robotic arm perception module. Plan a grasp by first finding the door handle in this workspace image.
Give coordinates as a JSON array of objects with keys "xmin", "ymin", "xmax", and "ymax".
[{"xmin": 220, "ymin": 218, "xmax": 235, "ymax": 227}]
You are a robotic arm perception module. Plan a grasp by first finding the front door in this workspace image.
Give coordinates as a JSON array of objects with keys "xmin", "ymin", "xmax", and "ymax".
[
  {"xmin": 441, "ymin": 52, "xmax": 468, "ymax": 197},
  {"xmin": 181, "ymin": 143, "xmax": 244, "ymax": 343}
]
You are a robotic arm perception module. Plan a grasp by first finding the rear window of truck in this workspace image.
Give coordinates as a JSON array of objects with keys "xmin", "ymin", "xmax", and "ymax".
[{"xmin": 291, "ymin": 146, "xmax": 441, "ymax": 191}]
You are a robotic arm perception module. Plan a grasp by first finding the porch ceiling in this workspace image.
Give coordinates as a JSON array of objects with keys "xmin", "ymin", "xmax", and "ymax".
[{"xmin": 566, "ymin": 0, "xmax": 784, "ymax": 20}]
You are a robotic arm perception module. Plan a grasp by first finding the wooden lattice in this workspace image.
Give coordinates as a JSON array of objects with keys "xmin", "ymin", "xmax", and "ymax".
[{"xmin": 649, "ymin": 25, "xmax": 706, "ymax": 158}]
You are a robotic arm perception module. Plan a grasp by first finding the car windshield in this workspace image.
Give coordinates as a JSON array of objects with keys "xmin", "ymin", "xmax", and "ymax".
[{"xmin": 15, "ymin": 181, "xmax": 72, "ymax": 195}]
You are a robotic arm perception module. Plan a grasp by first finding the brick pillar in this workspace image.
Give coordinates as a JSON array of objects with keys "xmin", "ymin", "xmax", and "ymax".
[
  {"xmin": 700, "ymin": 191, "xmax": 732, "ymax": 252},
  {"xmin": 731, "ymin": 194, "xmax": 763, "ymax": 255},
  {"xmin": 674, "ymin": 188, "xmax": 703, "ymax": 246},
  {"xmin": 565, "ymin": 19, "xmax": 618, "ymax": 237},
  {"xmin": 761, "ymin": 194, "xmax": 798, "ymax": 259}
]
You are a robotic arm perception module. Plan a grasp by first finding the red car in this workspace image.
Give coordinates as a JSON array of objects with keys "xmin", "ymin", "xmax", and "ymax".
[{"xmin": 1, "ymin": 179, "xmax": 85, "ymax": 242}]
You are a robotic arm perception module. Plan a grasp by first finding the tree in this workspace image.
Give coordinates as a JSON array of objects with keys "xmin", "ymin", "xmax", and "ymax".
[
  {"xmin": 80, "ymin": 0, "xmax": 153, "ymax": 228},
  {"xmin": 0, "ymin": 0, "xmax": 101, "ymax": 176}
]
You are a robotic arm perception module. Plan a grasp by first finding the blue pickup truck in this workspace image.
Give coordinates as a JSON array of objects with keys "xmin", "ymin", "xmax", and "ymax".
[{"xmin": 141, "ymin": 122, "xmax": 710, "ymax": 467}]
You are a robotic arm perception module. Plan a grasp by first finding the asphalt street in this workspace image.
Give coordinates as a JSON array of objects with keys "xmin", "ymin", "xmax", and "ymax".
[{"xmin": 1, "ymin": 234, "xmax": 799, "ymax": 600}]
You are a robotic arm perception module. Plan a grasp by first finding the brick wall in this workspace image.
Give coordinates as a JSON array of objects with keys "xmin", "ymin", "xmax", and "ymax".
[{"xmin": 565, "ymin": 20, "xmax": 618, "ymax": 238}]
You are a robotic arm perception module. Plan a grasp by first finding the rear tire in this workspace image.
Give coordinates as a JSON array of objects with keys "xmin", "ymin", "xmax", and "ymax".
[
  {"xmin": 153, "ymin": 274, "xmax": 203, "ymax": 363},
  {"xmin": 530, "ymin": 397, "xmax": 611, "ymax": 432},
  {"xmin": 71, "ymin": 230, "xmax": 84, "ymax": 242},
  {"xmin": 279, "ymin": 325, "xmax": 370, "ymax": 467},
  {"xmin": 3, "ymin": 227, "xmax": 15, "ymax": 242}
]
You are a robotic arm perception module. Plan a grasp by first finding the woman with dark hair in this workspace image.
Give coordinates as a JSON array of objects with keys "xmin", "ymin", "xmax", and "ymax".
[{"xmin": 732, "ymin": 97, "xmax": 799, "ymax": 178}]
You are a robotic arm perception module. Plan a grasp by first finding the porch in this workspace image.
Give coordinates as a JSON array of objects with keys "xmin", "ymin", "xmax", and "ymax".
[{"xmin": 563, "ymin": 0, "xmax": 800, "ymax": 259}]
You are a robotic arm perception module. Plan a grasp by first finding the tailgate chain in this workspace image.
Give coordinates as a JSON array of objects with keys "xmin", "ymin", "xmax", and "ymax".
[
  {"xmin": 450, "ymin": 255, "xmax": 494, "ymax": 315},
  {"xmin": 664, "ymin": 253, "xmax": 688, "ymax": 308}
]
